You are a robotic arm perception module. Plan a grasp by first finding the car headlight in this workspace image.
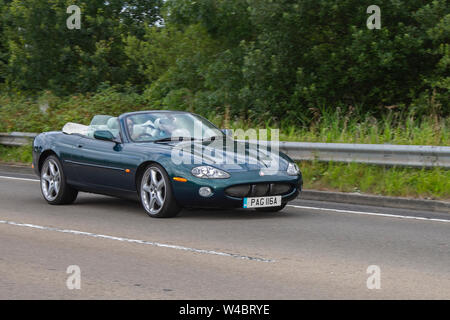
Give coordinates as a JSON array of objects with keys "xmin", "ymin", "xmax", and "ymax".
[
  {"xmin": 191, "ymin": 166, "xmax": 230, "ymax": 179},
  {"xmin": 287, "ymin": 162, "xmax": 300, "ymax": 176}
]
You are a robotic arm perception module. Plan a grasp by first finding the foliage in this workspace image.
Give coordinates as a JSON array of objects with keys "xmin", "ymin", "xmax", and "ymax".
[
  {"xmin": 0, "ymin": 88, "xmax": 147, "ymax": 132},
  {"xmin": 0, "ymin": 89, "xmax": 448, "ymax": 146},
  {"xmin": 0, "ymin": 0, "xmax": 10, "ymax": 86},
  {"xmin": 0, "ymin": 0, "xmax": 448, "ymax": 121},
  {"xmin": 3, "ymin": 0, "xmax": 162, "ymax": 94},
  {"xmin": 154, "ymin": 0, "xmax": 450, "ymax": 123}
]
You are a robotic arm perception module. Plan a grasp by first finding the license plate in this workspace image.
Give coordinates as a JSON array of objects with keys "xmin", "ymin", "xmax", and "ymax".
[{"xmin": 243, "ymin": 196, "xmax": 282, "ymax": 208}]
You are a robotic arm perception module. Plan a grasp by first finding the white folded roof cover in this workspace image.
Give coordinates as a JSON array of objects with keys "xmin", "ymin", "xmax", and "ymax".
[{"xmin": 62, "ymin": 122, "xmax": 89, "ymax": 135}]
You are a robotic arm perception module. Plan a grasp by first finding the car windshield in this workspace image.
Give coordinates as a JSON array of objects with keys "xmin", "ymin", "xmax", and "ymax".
[{"xmin": 125, "ymin": 112, "xmax": 224, "ymax": 142}]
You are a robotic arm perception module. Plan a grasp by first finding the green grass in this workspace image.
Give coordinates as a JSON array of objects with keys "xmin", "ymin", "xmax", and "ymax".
[
  {"xmin": 220, "ymin": 108, "xmax": 449, "ymax": 146},
  {"xmin": 0, "ymin": 145, "xmax": 33, "ymax": 164},
  {"xmin": 280, "ymin": 114, "xmax": 448, "ymax": 146},
  {"xmin": 300, "ymin": 161, "xmax": 450, "ymax": 200}
]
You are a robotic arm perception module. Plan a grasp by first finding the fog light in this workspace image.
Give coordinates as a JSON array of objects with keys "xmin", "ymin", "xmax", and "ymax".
[{"xmin": 199, "ymin": 187, "xmax": 213, "ymax": 197}]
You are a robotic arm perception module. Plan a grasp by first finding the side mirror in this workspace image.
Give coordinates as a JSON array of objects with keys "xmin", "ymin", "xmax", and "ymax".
[
  {"xmin": 94, "ymin": 130, "xmax": 116, "ymax": 142},
  {"xmin": 221, "ymin": 129, "xmax": 233, "ymax": 137}
]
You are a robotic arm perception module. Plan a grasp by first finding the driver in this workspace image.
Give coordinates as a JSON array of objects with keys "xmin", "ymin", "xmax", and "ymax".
[
  {"xmin": 154, "ymin": 116, "xmax": 177, "ymax": 138},
  {"xmin": 127, "ymin": 117, "xmax": 158, "ymax": 141},
  {"xmin": 127, "ymin": 115, "xmax": 178, "ymax": 141}
]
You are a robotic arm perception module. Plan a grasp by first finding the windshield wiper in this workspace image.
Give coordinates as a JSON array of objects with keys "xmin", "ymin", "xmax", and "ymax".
[
  {"xmin": 201, "ymin": 135, "xmax": 225, "ymax": 142},
  {"xmin": 153, "ymin": 137, "xmax": 197, "ymax": 143}
]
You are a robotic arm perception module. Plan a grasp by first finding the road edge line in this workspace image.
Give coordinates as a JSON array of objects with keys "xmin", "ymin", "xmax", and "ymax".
[{"xmin": 299, "ymin": 190, "xmax": 450, "ymax": 214}]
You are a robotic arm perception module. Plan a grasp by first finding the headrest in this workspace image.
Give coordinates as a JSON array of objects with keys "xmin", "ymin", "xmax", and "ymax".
[
  {"xmin": 90, "ymin": 115, "xmax": 112, "ymax": 126},
  {"xmin": 107, "ymin": 117, "xmax": 119, "ymax": 129}
]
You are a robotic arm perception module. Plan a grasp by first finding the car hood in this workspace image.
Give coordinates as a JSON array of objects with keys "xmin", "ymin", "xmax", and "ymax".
[{"xmin": 146, "ymin": 138, "xmax": 291, "ymax": 172}]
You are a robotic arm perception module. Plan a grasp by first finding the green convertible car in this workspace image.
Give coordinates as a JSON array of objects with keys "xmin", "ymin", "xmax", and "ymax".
[{"xmin": 32, "ymin": 111, "xmax": 302, "ymax": 218}]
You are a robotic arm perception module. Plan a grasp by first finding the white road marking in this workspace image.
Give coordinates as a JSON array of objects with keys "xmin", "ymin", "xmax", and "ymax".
[
  {"xmin": 0, "ymin": 175, "xmax": 39, "ymax": 182},
  {"xmin": 288, "ymin": 205, "xmax": 450, "ymax": 223},
  {"xmin": 1, "ymin": 174, "xmax": 448, "ymax": 224},
  {"xmin": 0, "ymin": 219, "xmax": 274, "ymax": 263}
]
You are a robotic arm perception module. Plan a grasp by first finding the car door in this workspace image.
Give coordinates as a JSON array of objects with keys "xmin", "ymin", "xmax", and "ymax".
[
  {"xmin": 56, "ymin": 133, "xmax": 83, "ymax": 185},
  {"xmin": 69, "ymin": 136, "xmax": 128, "ymax": 191}
]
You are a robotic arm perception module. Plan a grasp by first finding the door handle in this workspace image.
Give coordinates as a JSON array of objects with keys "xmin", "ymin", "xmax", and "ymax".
[{"xmin": 77, "ymin": 144, "xmax": 83, "ymax": 148}]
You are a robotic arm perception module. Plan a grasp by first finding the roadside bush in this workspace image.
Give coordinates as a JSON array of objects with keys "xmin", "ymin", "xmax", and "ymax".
[{"xmin": 0, "ymin": 89, "xmax": 448, "ymax": 146}]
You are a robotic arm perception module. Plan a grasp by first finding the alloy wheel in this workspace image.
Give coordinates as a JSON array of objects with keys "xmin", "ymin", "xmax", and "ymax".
[
  {"xmin": 141, "ymin": 167, "xmax": 166, "ymax": 215},
  {"xmin": 41, "ymin": 159, "xmax": 61, "ymax": 202}
]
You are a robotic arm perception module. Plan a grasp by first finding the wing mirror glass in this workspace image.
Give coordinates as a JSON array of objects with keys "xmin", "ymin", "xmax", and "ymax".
[{"xmin": 94, "ymin": 130, "xmax": 119, "ymax": 143}]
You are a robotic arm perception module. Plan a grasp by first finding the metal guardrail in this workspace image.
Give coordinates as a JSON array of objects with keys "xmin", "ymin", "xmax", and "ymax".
[
  {"xmin": 278, "ymin": 141, "xmax": 450, "ymax": 168},
  {"xmin": 0, "ymin": 132, "xmax": 38, "ymax": 147},
  {"xmin": 1, "ymin": 132, "xmax": 449, "ymax": 168}
]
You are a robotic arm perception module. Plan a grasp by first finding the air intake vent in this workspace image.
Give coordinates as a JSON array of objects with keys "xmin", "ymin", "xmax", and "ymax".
[
  {"xmin": 225, "ymin": 183, "xmax": 293, "ymax": 198},
  {"xmin": 253, "ymin": 184, "xmax": 270, "ymax": 197},
  {"xmin": 270, "ymin": 183, "xmax": 291, "ymax": 196},
  {"xmin": 225, "ymin": 184, "xmax": 251, "ymax": 197}
]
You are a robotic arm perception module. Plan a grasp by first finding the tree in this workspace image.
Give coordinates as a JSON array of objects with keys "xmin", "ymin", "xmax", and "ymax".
[
  {"xmin": 4, "ymin": 0, "xmax": 162, "ymax": 94},
  {"xmin": 0, "ymin": 0, "xmax": 12, "ymax": 85}
]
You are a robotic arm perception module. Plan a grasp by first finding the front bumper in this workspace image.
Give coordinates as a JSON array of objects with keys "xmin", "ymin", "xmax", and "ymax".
[{"xmin": 171, "ymin": 170, "xmax": 302, "ymax": 208}]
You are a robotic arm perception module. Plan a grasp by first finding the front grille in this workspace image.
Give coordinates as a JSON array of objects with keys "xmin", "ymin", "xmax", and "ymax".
[
  {"xmin": 270, "ymin": 183, "xmax": 291, "ymax": 195},
  {"xmin": 253, "ymin": 184, "xmax": 270, "ymax": 197},
  {"xmin": 225, "ymin": 183, "xmax": 293, "ymax": 198},
  {"xmin": 225, "ymin": 184, "xmax": 251, "ymax": 197}
]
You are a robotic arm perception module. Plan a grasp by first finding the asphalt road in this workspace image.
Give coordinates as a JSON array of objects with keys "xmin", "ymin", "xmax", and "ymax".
[{"xmin": 0, "ymin": 165, "xmax": 449, "ymax": 299}]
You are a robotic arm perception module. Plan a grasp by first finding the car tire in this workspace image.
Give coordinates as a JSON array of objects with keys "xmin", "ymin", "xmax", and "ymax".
[
  {"xmin": 255, "ymin": 203, "xmax": 287, "ymax": 212},
  {"xmin": 139, "ymin": 164, "xmax": 181, "ymax": 218},
  {"xmin": 40, "ymin": 155, "xmax": 78, "ymax": 205}
]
